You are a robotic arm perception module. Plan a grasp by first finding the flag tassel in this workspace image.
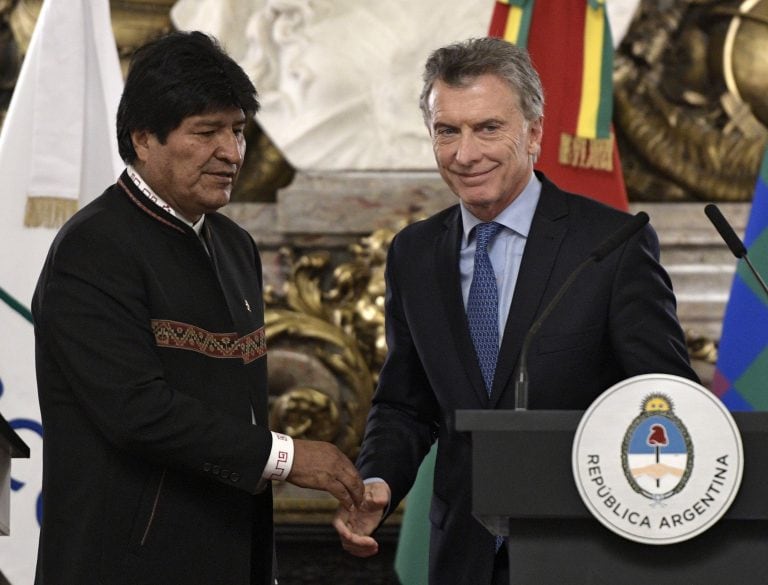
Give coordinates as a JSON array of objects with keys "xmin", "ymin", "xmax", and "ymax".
[
  {"xmin": 558, "ymin": 133, "xmax": 615, "ymax": 172},
  {"xmin": 23, "ymin": 196, "xmax": 78, "ymax": 228}
]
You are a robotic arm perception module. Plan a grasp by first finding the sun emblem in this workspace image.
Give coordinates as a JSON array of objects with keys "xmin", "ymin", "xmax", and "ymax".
[{"xmin": 642, "ymin": 393, "xmax": 673, "ymax": 413}]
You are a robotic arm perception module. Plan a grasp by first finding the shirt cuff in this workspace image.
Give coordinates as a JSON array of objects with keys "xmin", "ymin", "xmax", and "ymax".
[{"xmin": 261, "ymin": 432, "xmax": 294, "ymax": 481}]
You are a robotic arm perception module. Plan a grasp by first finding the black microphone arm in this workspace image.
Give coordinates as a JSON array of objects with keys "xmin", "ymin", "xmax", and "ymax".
[
  {"xmin": 705, "ymin": 203, "xmax": 768, "ymax": 300},
  {"xmin": 513, "ymin": 211, "xmax": 650, "ymax": 410}
]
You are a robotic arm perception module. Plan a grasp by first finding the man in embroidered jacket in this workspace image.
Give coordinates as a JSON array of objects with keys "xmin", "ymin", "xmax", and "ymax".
[{"xmin": 32, "ymin": 31, "xmax": 363, "ymax": 585}]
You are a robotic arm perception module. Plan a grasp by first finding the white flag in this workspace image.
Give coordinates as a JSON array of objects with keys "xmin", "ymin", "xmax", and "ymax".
[{"xmin": 0, "ymin": 0, "xmax": 123, "ymax": 582}]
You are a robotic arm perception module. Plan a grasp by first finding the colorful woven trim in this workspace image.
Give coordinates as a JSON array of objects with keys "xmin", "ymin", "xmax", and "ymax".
[
  {"xmin": 118, "ymin": 178, "xmax": 185, "ymax": 234},
  {"xmin": 151, "ymin": 319, "xmax": 267, "ymax": 364}
]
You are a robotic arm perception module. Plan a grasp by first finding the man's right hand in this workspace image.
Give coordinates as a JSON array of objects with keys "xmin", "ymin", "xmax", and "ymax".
[
  {"xmin": 287, "ymin": 439, "xmax": 364, "ymax": 512},
  {"xmin": 332, "ymin": 480, "xmax": 390, "ymax": 558}
]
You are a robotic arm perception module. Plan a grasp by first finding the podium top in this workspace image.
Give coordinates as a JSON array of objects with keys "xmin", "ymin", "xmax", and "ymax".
[
  {"xmin": 0, "ymin": 413, "xmax": 30, "ymax": 458},
  {"xmin": 455, "ymin": 409, "xmax": 582, "ymax": 432},
  {"xmin": 455, "ymin": 409, "xmax": 768, "ymax": 529}
]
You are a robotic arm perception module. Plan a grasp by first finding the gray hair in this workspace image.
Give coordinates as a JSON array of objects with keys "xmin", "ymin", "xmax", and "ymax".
[{"xmin": 419, "ymin": 37, "xmax": 544, "ymax": 126}]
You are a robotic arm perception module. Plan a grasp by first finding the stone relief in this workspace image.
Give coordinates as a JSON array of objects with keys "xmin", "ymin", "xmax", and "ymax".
[{"xmin": 171, "ymin": 0, "xmax": 493, "ymax": 171}]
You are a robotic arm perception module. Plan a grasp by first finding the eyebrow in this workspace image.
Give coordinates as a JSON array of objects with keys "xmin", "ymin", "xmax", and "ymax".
[
  {"xmin": 433, "ymin": 117, "xmax": 505, "ymax": 130},
  {"xmin": 190, "ymin": 116, "xmax": 246, "ymax": 129}
]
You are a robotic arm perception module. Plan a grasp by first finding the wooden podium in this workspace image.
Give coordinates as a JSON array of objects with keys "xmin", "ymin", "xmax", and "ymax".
[
  {"xmin": 0, "ymin": 412, "xmax": 30, "ymax": 535},
  {"xmin": 456, "ymin": 410, "xmax": 768, "ymax": 585}
]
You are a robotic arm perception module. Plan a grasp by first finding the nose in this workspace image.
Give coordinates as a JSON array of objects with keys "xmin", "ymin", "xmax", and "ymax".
[
  {"xmin": 454, "ymin": 132, "xmax": 482, "ymax": 165},
  {"xmin": 216, "ymin": 130, "xmax": 245, "ymax": 165}
]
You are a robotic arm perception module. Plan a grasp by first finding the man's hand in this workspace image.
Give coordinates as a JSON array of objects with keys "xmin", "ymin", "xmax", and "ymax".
[
  {"xmin": 287, "ymin": 439, "xmax": 364, "ymax": 511},
  {"xmin": 333, "ymin": 481, "xmax": 391, "ymax": 558}
]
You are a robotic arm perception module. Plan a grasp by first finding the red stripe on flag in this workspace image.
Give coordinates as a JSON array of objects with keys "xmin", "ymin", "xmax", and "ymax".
[
  {"xmin": 489, "ymin": 0, "xmax": 628, "ymax": 210},
  {"xmin": 488, "ymin": 2, "xmax": 511, "ymax": 38},
  {"xmin": 527, "ymin": 1, "xmax": 585, "ymax": 137}
]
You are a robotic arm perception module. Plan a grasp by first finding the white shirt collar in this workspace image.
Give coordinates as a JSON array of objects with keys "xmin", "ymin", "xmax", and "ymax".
[
  {"xmin": 126, "ymin": 165, "xmax": 205, "ymax": 236},
  {"xmin": 460, "ymin": 172, "xmax": 541, "ymax": 242}
]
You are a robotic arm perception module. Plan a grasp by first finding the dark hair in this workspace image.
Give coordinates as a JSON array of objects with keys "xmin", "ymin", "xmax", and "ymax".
[
  {"xmin": 418, "ymin": 37, "xmax": 544, "ymax": 126},
  {"xmin": 116, "ymin": 31, "xmax": 259, "ymax": 164}
]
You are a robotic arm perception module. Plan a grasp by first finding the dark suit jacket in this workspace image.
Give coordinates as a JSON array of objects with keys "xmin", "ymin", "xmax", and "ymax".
[
  {"xmin": 356, "ymin": 173, "xmax": 697, "ymax": 585},
  {"xmin": 33, "ymin": 171, "xmax": 275, "ymax": 585}
]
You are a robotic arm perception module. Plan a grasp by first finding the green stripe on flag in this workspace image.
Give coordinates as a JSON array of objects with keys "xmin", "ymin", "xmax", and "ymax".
[
  {"xmin": 0, "ymin": 286, "xmax": 33, "ymax": 323},
  {"xmin": 734, "ymin": 345, "xmax": 768, "ymax": 410},
  {"xmin": 515, "ymin": 0, "xmax": 535, "ymax": 48},
  {"xmin": 738, "ymin": 218, "xmax": 768, "ymax": 302},
  {"xmin": 760, "ymin": 149, "xmax": 768, "ymax": 184},
  {"xmin": 595, "ymin": 6, "xmax": 614, "ymax": 139}
]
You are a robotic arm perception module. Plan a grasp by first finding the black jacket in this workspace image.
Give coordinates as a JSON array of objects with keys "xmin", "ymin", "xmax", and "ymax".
[
  {"xmin": 357, "ymin": 172, "xmax": 698, "ymax": 585},
  {"xmin": 33, "ymin": 171, "xmax": 274, "ymax": 585}
]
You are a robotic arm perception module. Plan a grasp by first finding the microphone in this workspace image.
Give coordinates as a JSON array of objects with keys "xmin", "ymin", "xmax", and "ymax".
[
  {"xmin": 705, "ymin": 204, "xmax": 747, "ymax": 258},
  {"xmin": 705, "ymin": 203, "xmax": 768, "ymax": 299},
  {"xmin": 513, "ymin": 211, "xmax": 650, "ymax": 410}
]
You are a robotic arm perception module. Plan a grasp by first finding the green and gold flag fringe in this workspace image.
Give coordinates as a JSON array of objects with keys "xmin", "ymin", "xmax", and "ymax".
[
  {"xmin": 559, "ymin": 133, "xmax": 615, "ymax": 171},
  {"xmin": 24, "ymin": 196, "xmax": 78, "ymax": 228}
]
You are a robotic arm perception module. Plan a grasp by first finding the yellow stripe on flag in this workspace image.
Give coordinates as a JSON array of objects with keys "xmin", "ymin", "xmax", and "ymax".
[
  {"xmin": 503, "ymin": 5, "xmax": 524, "ymax": 45},
  {"xmin": 576, "ymin": 3, "xmax": 605, "ymax": 139}
]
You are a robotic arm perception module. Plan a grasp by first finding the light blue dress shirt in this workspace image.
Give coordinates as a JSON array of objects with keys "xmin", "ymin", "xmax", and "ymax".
[{"xmin": 459, "ymin": 173, "xmax": 542, "ymax": 340}]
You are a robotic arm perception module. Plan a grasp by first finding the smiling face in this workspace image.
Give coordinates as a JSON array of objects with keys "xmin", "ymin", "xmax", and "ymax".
[
  {"xmin": 427, "ymin": 73, "xmax": 543, "ymax": 221},
  {"xmin": 131, "ymin": 106, "xmax": 247, "ymax": 222}
]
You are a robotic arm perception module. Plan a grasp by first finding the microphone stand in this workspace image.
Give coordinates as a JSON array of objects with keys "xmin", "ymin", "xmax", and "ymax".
[
  {"xmin": 514, "ymin": 257, "xmax": 595, "ymax": 410},
  {"xmin": 740, "ymin": 255, "xmax": 768, "ymax": 299},
  {"xmin": 513, "ymin": 211, "xmax": 650, "ymax": 410}
]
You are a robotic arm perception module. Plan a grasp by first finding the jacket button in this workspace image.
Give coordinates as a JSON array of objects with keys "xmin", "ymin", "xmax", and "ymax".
[
  {"xmin": 220, "ymin": 469, "xmax": 230, "ymax": 479},
  {"xmin": 230, "ymin": 472, "xmax": 241, "ymax": 482},
  {"xmin": 212, "ymin": 465, "xmax": 220, "ymax": 475},
  {"xmin": 203, "ymin": 462, "xmax": 212, "ymax": 472}
]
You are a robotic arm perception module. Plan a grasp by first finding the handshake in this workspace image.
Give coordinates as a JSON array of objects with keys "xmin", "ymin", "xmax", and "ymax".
[{"xmin": 286, "ymin": 438, "xmax": 390, "ymax": 557}]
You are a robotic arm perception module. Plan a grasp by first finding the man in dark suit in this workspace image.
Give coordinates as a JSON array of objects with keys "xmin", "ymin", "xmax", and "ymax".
[
  {"xmin": 32, "ymin": 31, "xmax": 363, "ymax": 585},
  {"xmin": 333, "ymin": 37, "xmax": 697, "ymax": 585}
]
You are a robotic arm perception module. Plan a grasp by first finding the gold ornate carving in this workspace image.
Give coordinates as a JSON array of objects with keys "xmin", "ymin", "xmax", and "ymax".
[
  {"xmin": 686, "ymin": 330, "xmax": 718, "ymax": 364},
  {"xmin": 614, "ymin": 0, "xmax": 768, "ymax": 201},
  {"xmin": 7, "ymin": 0, "xmax": 175, "ymax": 75},
  {"xmin": 265, "ymin": 228, "xmax": 395, "ymax": 460}
]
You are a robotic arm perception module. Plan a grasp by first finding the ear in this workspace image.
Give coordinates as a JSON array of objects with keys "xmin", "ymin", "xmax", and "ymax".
[
  {"xmin": 131, "ymin": 129, "xmax": 152, "ymax": 163},
  {"xmin": 527, "ymin": 116, "xmax": 544, "ymax": 156}
]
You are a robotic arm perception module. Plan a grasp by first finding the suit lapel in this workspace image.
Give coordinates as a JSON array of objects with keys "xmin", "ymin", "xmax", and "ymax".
[
  {"xmin": 435, "ymin": 209, "xmax": 491, "ymax": 406},
  {"xmin": 490, "ymin": 179, "xmax": 569, "ymax": 407}
]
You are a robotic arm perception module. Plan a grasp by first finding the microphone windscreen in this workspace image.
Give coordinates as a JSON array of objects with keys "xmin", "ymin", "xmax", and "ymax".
[{"xmin": 705, "ymin": 204, "xmax": 747, "ymax": 259}]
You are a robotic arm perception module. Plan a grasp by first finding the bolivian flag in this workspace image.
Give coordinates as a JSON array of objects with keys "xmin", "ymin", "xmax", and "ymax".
[{"xmin": 489, "ymin": 0, "xmax": 628, "ymax": 210}]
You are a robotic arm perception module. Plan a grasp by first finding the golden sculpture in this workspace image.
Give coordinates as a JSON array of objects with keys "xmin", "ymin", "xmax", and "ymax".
[
  {"xmin": 614, "ymin": 0, "xmax": 768, "ymax": 201},
  {"xmin": 265, "ymin": 228, "xmax": 394, "ymax": 459}
]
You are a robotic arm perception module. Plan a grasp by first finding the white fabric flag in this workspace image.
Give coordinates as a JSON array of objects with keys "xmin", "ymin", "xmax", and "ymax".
[{"xmin": 0, "ymin": 0, "xmax": 123, "ymax": 582}]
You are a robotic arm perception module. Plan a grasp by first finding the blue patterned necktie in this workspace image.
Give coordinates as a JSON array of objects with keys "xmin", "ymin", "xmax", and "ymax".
[
  {"xmin": 467, "ymin": 222, "xmax": 507, "ymax": 555},
  {"xmin": 466, "ymin": 221, "xmax": 503, "ymax": 396}
]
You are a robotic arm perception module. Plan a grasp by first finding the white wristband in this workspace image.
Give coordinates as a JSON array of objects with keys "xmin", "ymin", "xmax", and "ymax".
[{"xmin": 262, "ymin": 432, "xmax": 294, "ymax": 481}]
